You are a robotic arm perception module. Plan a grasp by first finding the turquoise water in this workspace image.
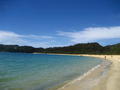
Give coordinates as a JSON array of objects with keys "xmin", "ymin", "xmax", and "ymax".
[{"xmin": 0, "ymin": 52, "xmax": 102, "ymax": 90}]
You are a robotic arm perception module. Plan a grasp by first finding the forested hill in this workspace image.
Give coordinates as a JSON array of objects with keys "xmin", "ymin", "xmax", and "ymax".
[{"xmin": 0, "ymin": 43, "xmax": 120, "ymax": 54}]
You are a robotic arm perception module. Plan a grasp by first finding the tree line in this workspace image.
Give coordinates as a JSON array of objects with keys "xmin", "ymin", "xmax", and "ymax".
[{"xmin": 0, "ymin": 43, "xmax": 120, "ymax": 54}]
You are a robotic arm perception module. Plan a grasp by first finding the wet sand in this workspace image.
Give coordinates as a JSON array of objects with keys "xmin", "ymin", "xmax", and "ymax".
[
  {"xmin": 91, "ymin": 55, "xmax": 120, "ymax": 90},
  {"xmin": 57, "ymin": 55, "xmax": 120, "ymax": 90}
]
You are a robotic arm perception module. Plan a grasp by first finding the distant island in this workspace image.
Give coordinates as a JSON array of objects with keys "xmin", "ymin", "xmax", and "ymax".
[{"xmin": 0, "ymin": 43, "xmax": 120, "ymax": 54}]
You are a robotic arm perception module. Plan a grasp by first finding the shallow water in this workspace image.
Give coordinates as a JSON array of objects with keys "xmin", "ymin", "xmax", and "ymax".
[{"xmin": 0, "ymin": 52, "xmax": 103, "ymax": 90}]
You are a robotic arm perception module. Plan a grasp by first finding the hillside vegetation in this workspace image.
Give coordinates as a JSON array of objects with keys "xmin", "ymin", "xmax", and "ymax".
[{"xmin": 0, "ymin": 43, "xmax": 120, "ymax": 54}]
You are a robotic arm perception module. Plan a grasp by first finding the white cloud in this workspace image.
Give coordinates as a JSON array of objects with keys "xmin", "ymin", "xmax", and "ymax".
[
  {"xmin": 21, "ymin": 34, "xmax": 53, "ymax": 39},
  {"xmin": 0, "ymin": 30, "xmax": 53, "ymax": 47},
  {"xmin": 58, "ymin": 26, "xmax": 120, "ymax": 43},
  {"xmin": 1, "ymin": 26, "xmax": 120, "ymax": 48}
]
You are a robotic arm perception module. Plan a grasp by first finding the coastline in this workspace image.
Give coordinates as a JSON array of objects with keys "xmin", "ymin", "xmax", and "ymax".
[
  {"xmin": 91, "ymin": 55, "xmax": 120, "ymax": 90},
  {"xmin": 34, "ymin": 53, "xmax": 120, "ymax": 90},
  {"xmin": 56, "ymin": 54, "xmax": 120, "ymax": 90}
]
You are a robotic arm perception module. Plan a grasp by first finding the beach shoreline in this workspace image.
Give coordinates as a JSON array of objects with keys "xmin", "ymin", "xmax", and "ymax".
[
  {"xmin": 34, "ymin": 53, "xmax": 120, "ymax": 90},
  {"xmin": 55, "ymin": 54, "xmax": 120, "ymax": 90}
]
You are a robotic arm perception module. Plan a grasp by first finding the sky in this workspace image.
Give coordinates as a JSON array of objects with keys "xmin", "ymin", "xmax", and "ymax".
[{"xmin": 0, "ymin": 0, "xmax": 120, "ymax": 47}]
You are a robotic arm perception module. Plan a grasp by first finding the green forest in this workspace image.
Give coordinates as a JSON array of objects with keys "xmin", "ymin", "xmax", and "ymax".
[{"xmin": 0, "ymin": 43, "xmax": 120, "ymax": 54}]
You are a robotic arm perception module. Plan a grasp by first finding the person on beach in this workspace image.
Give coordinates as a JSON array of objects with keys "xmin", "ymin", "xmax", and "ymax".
[
  {"xmin": 105, "ymin": 56, "xmax": 106, "ymax": 60},
  {"xmin": 111, "ymin": 55, "xmax": 113, "ymax": 58}
]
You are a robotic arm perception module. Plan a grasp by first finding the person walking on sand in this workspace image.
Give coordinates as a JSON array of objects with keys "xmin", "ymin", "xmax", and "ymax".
[
  {"xmin": 111, "ymin": 55, "xmax": 113, "ymax": 58},
  {"xmin": 105, "ymin": 56, "xmax": 106, "ymax": 60}
]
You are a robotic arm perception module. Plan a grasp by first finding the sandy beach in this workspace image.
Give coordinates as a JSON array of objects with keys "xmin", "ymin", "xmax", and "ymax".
[{"xmin": 57, "ymin": 55, "xmax": 120, "ymax": 90}]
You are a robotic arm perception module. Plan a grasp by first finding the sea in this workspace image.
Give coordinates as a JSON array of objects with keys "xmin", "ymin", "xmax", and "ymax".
[{"xmin": 0, "ymin": 52, "xmax": 103, "ymax": 90}]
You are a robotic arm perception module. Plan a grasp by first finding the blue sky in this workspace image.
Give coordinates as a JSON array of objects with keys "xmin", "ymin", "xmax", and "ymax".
[{"xmin": 0, "ymin": 0, "xmax": 120, "ymax": 47}]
